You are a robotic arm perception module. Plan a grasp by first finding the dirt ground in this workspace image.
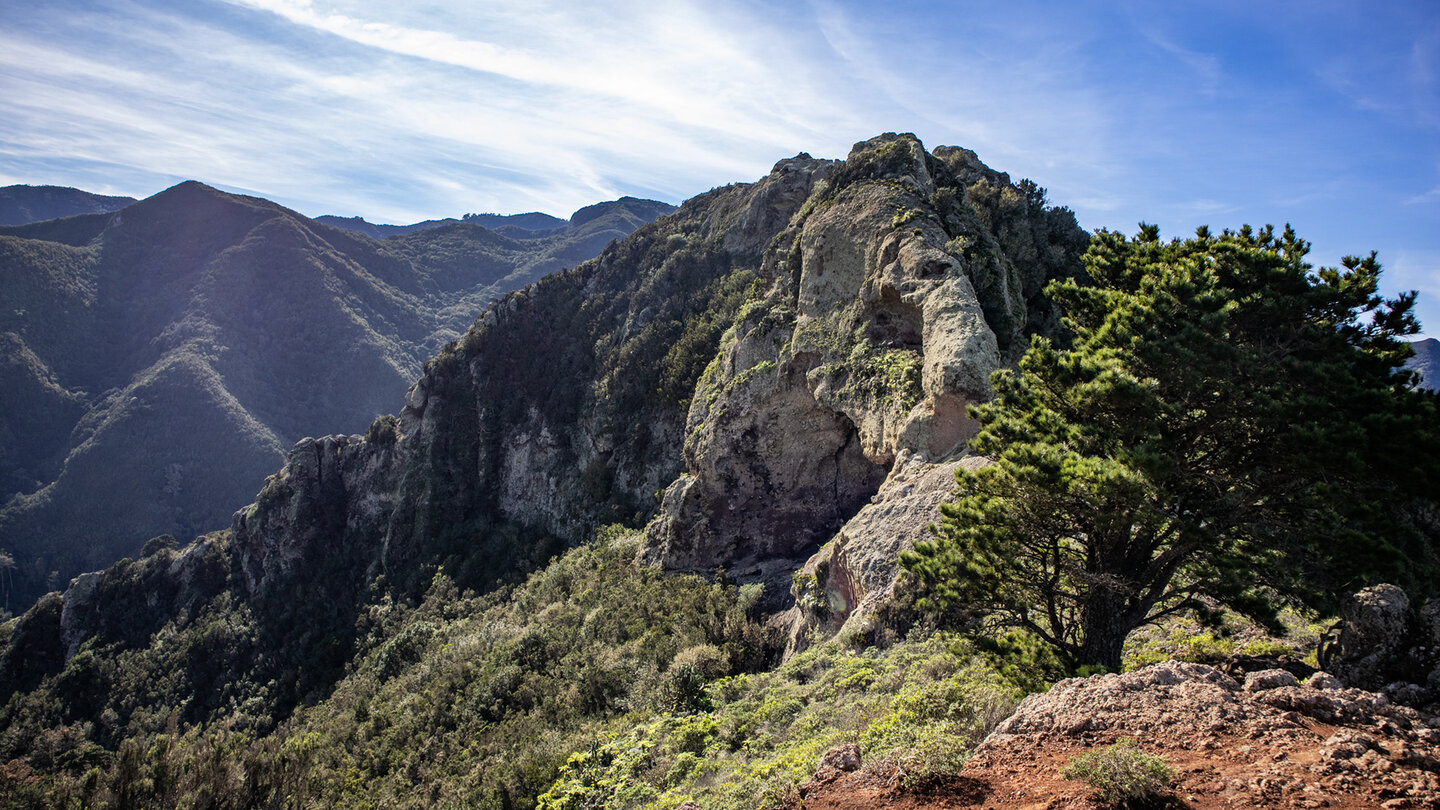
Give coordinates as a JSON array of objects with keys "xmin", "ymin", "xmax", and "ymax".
[{"xmin": 790, "ymin": 662, "xmax": 1440, "ymax": 809}]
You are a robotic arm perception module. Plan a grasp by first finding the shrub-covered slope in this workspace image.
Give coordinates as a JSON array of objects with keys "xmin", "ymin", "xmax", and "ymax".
[
  {"xmin": 0, "ymin": 528, "xmax": 1035, "ymax": 809},
  {"xmin": 0, "ymin": 183, "xmax": 669, "ymax": 608}
]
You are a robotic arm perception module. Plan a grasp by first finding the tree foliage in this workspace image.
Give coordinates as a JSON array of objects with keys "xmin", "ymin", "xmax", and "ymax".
[{"xmin": 904, "ymin": 223, "xmax": 1440, "ymax": 670}]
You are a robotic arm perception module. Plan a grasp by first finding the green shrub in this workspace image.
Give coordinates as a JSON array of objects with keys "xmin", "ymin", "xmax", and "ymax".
[
  {"xmin": 535, "ymin": 633, "xmax": 1024, "ymax": 810},
  {"xmin": 141, "ymin": 535, "xmax": 178, "ymax": 557},
  {"xmin": 1061, "ymin": 737, "xmax": 1174, "ymax": 805},
  {"xmin": 1238, "ymin": 639, "xmax": 1294, "ymax": 658}
]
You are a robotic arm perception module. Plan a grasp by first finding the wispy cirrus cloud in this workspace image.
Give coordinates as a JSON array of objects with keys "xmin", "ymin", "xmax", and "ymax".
[
  {"xmin": 1, "ymin": 0, "xmax": 1436, "ymax": 332},
  {"xmin": 219, "ymin": 0, "xmax": 853, "ymax": 162}
]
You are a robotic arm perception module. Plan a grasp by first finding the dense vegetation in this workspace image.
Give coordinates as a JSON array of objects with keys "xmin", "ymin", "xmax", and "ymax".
[
  {"xmin": 0, "ymin": 529, "xmax": 1042, "ymax": 809},
  {"xmin": 904, "ymin": 224, "xmax": 1439, "ymax": 669},
  {"xmin": 0, "ymin": 185, "xmax": 135, "ymax": 227},
  {"xmin": 0, "ymin": 529, "xmax": 1324, "ymax": 809}
]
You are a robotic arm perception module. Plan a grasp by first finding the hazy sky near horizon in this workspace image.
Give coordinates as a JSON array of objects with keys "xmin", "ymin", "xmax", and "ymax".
[{"xmin": 3, "ymin": 0, "xmax": 1438, "ymax": 333}]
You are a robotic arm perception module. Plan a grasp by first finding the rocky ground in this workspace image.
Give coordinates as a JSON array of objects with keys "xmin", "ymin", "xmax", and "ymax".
[{"xmin": 792, "ymin": 662, "xmax": 1440, "ymax": 809}]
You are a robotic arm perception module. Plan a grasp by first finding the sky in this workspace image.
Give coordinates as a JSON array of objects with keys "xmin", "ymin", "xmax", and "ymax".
[{"xmin": 2, "ymin": 0, "xmax": 1438, "ymax": 335}]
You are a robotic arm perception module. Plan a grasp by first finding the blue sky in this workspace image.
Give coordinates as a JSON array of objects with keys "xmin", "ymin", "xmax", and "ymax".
[{"xmin": 3, "ymin": 0, "xmax": 1437, "ymax": 334}]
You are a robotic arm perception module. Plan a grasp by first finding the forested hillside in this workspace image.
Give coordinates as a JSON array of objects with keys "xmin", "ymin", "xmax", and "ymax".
[{"xmin": 0, "ymin": 185, "xmax": 670, "ymax": 608}]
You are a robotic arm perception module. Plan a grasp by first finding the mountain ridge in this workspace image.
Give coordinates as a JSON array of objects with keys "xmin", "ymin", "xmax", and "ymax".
[
  {"xmin": 3, "ymin": 134, "xmax": 1088, "ymax": 715},
  {"xmin": 1409, "ymin": 336, "xmax": 1438, "ymax": 388},
  {"xmin": 0, "ymin": 182, "xmax": 672, "ymax": 607},
  {"xmin": 0, "ymin": 184, "xmax": 136, "ymax": 227},
  {"xmin": 313, "ymin": 197, "xmax": 677, "ymax": 241}
]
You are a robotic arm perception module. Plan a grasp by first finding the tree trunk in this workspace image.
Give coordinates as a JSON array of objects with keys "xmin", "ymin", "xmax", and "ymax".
[{"xmin": 1078, "ymin": 594, "xmax": 1130, "ymax": 671}]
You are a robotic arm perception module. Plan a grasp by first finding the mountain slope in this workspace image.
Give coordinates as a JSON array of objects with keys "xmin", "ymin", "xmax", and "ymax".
[
  {"xmin": 1409, "ymin": 337, "xmax": 1439, "ymax": 389},
  {"xmin": 0, "ymin": 185, "xmax": 136, "ymax": 226},
  {"xmin": 0, "ymin": 183, "xmax": 670, "ymax": 607},
  {"xmin": 314, "ymin": 210, "xmax": 566, "ymax": 239},
  {"xmin": 1, "ymin": 132, "xmax": 1083, "ymax": 709},
  {"xmin": 0, "ymin": 135, "xmax": 1092, "ymax": 808},
  {"xmin": 2, "ymin": 138, "xmax": 1437, "ymax": 810}
]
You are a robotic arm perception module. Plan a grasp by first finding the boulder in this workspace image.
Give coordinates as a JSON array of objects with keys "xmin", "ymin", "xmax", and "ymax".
[{"xmin": 1330, "ymin": 584, "xmax": 1440, "ymax": 712}]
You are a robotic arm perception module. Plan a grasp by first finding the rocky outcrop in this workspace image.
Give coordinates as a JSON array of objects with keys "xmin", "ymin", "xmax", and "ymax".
[
  {"xmin": 641, "ymin": 134, "xmax": 1086, "ymax": 627},
  {"xmin": 797, "ymin": 662, "xmax": 1440, "ymax": 808},
  {"xmin": 231, "ymin": 434, "xmax": 398, "ymax": 598},
  {"xmin": 786, "ymin": 453, "xmax": 987, "ymax": 652},
  {"xmin": 1331, "ymin": 584, "xmax": 1440, "ymax": 713},
  {"xmin": 977, "ymin": 662, "xmax": 1440, "ymax": 807}
]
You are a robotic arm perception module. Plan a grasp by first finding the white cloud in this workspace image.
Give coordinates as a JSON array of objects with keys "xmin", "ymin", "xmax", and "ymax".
[
  {"xmin": 1382, "ymin": 249, "xmax": 1440, "ymax": 339},
  {"xmin": 0, "ymin": 0, "xmax": 1435, "ymax": 329},
  {"xmin": 1407, "ymin": 186, "xmax": 1440, "ymax": 205},
  {"xmin": 220, "ymin": 0, "xmax": 847, "ymax": 149}
]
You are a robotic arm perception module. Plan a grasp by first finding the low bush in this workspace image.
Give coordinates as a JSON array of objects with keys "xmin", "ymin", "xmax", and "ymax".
[{"xmin": 1061, "ymin": 737, "xmax": 1174, "ymax": 805}]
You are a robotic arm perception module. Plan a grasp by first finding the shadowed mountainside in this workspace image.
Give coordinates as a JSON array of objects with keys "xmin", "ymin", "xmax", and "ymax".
[
  {"xmin": 0, "ymin": 185, "xmax": 137, "ymax": 227},
  {"xmin": 0, "ymin": 183, "xmax": 671, "ymax": 607},
  {"xmin": 314, "ymin": 198, "xmax": 672, "ymax": 241},
  {"xmin": 1409, "ymin": 337, "xmax": 1438, "ymax": 389}
]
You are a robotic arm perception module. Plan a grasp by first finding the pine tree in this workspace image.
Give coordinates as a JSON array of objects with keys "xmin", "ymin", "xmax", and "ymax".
[{"xmin": 903, "ymin": 224, "xmax": 1439, "ymax": 671}]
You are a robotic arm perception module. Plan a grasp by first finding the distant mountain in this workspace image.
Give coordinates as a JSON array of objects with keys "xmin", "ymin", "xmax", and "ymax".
[
  {"xmin": 1409, "ymin": 337, "xmax": 1439, "ymax": 389},
  {"xmin": 314, "ymin": 198, "xmax": 676, "ymax": 242},
  {"xmin": 313, "ymin": 210, "xmax": 568, "ymax": 239},
  {"xmin": 0, "ymin": 184, "xmax": 136, "ymax": 225},
  {"xmin": 0, "ymin": 182, "xmax": 672, "ymax": 607}
]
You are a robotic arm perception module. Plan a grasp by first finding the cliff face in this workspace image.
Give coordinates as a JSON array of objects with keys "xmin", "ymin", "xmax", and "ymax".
[{"xmin": 640, "ymin": 135, "xmax": 1087, "ymax": 633}]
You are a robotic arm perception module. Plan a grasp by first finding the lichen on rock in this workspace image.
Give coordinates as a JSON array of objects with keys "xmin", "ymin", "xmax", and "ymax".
[{"xmin": 641, "ymin": 134, "xmax": 1086, "ymax": 633}]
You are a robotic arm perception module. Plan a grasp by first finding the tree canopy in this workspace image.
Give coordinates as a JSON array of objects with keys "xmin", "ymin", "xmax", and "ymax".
[{"xmin": 903, "ymin": 223, "xmax": 1440, "ymax": 670}]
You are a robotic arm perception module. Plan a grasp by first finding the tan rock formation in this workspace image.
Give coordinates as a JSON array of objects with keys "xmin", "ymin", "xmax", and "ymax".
[{"xmin": 642, "ymin": 134, "xmax": 1083, "ymax": 631}]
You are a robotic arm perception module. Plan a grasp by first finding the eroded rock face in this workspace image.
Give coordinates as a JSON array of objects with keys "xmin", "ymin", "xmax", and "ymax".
[
  {"xmin": 786, "ymin": 453, "xmax": 987, "ymax": 653},
  {"xmin": 797, "ymin": 182, "xmax": 996, "ymax": 466},
  {"xmin": 231, "ymin": 434, "xmax": 398, "ymax": 597},
  {"xmin": 639, "ymin": 301, "xmax": 888, "ymax": 596},
  {"xmin": 642, "ymin": 134, "xmax": 1084, "ymax": 631}
]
